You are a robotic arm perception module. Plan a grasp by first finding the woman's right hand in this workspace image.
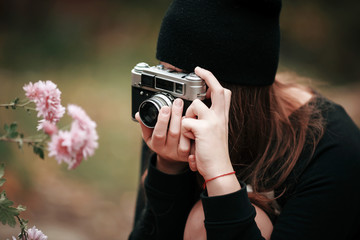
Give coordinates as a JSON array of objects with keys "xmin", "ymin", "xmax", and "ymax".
[{"xmin": 135, "ymin": 98, "xmax": 190, "ymax": 174}]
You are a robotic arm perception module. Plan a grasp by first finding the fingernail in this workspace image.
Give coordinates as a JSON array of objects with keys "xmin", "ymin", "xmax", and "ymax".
[
  {"xmin": 174, "ymin": 98, "xmax": 183, "ymax": 107},
  {"xmin": 161, "ymin": 106, "xmax": 170, "ymax": 114}
]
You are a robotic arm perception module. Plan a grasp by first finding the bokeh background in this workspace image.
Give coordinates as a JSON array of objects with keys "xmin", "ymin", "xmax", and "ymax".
[{"xmin": 0, "ymin": 0, "xmax": 359, "ymax": 239}]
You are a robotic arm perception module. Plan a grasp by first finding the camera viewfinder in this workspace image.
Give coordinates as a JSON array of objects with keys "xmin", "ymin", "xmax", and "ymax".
[
  {"xmin": 141, "ymin": 73, "xmax": 155, "ymax": 88},
  {"xmin": 175, "ymin": 83, "xmax": 184, "ymax": 94},
  {"xmin": 156, "ymin": 77, "xmax": 174, "ymax": 92}
]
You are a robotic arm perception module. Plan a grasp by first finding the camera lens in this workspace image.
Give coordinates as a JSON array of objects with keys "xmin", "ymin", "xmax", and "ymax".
[{"xmin": 139, "ymin": 92, "xmax": 174, "ymax": 128}]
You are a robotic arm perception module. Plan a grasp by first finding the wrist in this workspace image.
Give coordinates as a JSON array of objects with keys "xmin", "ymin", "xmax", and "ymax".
[
  {"xmin": 201, "ymin": 160, "xmax": 234, "ymax": 181},
  {"xmin": 202, "ymin": 162, "xmax": 241, "ymax": 196},
  {"xmin": 156, "ymin": 155, "xmax": 188, "ymax": 175},
  {"xmin": 206, "ymin": 173, "xmax": 241, "ymax": 197}
]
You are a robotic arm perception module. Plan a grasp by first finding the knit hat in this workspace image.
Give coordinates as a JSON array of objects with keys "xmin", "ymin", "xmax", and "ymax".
[{"xmin": 156, "ymin": 0, "xmax": 282, "ymax": 86}]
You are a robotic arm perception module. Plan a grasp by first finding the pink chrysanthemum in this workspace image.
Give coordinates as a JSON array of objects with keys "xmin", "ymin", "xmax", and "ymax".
[
  {"xmin": 48, "ymin": 130, "xmax": 73, "ymax": 166},
  {"xmin": 37, "ymin": 120, "xmax": 58, "ymax": 135},
  {"xmin": 68, "ymin": 104, "xmax": 99, "ymax": 158},
  {"xmin": 23, "ymin": 80, "xmax": 65, "ymax": 129},
  {"xmin": 27, "ymin": 226, "xmax": 48, "ymax": 240},
  {"xmin": 23, "ymin": 82, "xmax": 41, "ymax": 100},
  {"xmin": 47, "ymin": 104, "xmax": 98, "ymax": 169}
]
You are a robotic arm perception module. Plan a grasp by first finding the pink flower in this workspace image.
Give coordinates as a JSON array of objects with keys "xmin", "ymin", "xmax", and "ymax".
[
  {"xmin": 47, "ymin": 105, "xmax": 98, "ymax": 169},
  {"xmin": 23, "ymin": 80, "xmax": 65, "ymax": 129},
  {"xmin": 23, "ymin": 82, "xmax": 41, "ymax": 100},
  {"xmin": 48, "ymin": 130, "xmax": 73, "ymax": 166},
  {"xmin": 37, "ymin": 120, "xmax": 58, "ymax": 135},
  {"xmin": 68, "ymin": 104, "xmax": 98, "ymax": 158},
  {"xmin": 27, "ymin": 226, "xmax": 48, "ymax": 240}
]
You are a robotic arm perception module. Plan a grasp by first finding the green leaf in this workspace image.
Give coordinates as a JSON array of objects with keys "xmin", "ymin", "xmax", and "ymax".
[
  {"xmin": 0, "ymin": 179, "xmax": 5, "ymax": 187},
  {"xmin": 13, "ymin": 98, "xmax": 20, "ymax": 105},
  {"xmin": 0, "ymin": 163, "xmax": 4, "ymax": 179},
  {"xmin": 11, "ymin": 98, "xmax": 19, "ymax": 110},
  {"xmin": 0, "ymin": 164, "xmax": 5, "ymax": 187},
  {"xmin": 16, "ymin": 205, "xmax": 26, "ymax": 212},
  {"xmin": 9, "ymin": 123, "xmax": 18, "ymax": 138},
  {"xmin": 33, "ymin": 146, "xmax": 45, "ymax": 159},
  {"xmin": 9, "ymin": 132, "xmax": 18, "ymax": 138},
  {"xmin": 10, "ymin": 122, "xmax": 17, "ymax": 132},
  {"xmin": 3, "ymin": 122, "xmax": 19, "ymax": 139},
  {"xmin": 4, "ymin": 124, "xmax": 9, "ymax": 132},
  {"xmin": 0, "ymin": 191, "xmax": 20, "ymax": 227}
]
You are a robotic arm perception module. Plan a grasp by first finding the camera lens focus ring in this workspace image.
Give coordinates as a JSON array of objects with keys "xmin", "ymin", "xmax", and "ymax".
[{"xmin": 139, "ymin": 92, "xmax": 175, "ymax": 128}]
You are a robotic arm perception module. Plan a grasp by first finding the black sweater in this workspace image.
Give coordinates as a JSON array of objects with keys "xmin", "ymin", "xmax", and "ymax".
[{"xmin": 129, "ymin": 97, "xmax": 360, "ymax": 240}]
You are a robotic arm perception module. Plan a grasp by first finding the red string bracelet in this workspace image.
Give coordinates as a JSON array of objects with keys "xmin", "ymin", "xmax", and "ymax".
[{"xmin": 203, "ymin": 171, "xmax": 236, "ymax": 189}]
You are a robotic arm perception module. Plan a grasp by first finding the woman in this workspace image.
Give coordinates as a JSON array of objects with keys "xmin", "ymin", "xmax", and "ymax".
[{"xmin": 129, "ymin": 0, "xmax": 360, "ymax": 239}]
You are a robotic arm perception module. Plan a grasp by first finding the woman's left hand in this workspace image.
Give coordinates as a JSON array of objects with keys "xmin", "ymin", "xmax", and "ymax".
[{"xmin": 182, "ymin": 67, "xmax": 240, "ymax": 195}]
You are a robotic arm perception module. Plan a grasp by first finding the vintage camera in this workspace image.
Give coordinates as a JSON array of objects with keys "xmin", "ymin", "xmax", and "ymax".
[{"xmin": 131, "ymin": 62, "xmax": 207, "ymax": 128}]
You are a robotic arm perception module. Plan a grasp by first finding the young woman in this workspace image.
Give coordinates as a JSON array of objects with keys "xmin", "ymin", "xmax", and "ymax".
[{"xmin": 129, "ymin": 0, "xmax": 360, "ymax": 239}]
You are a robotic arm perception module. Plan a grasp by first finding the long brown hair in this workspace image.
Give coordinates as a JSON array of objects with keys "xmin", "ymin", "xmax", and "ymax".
[{"xmin": 221, "ymin": 74, "xmax": 325, "ymax": 216}]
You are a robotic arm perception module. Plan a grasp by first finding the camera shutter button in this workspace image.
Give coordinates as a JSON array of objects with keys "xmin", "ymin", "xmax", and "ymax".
[
  {"xmin": 135, "ymin": 62, "xmax": 150, "ymax": 71},
  {"xmin": 185, "ymin": 73, "xmax": 201, "ymax": 81}
]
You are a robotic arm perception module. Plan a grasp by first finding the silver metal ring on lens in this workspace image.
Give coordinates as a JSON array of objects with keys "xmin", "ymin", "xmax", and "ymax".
[{"xmin": 139, "ymin": 92, "xmax": 174, "ymax": 128}]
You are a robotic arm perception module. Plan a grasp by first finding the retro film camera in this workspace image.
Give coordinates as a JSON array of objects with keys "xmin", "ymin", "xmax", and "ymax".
[{"xmin": 131, "ymin": 62, "xmax": 207, "ymax": 128}]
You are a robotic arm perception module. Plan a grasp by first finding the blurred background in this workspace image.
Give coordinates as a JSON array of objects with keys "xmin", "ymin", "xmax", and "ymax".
[{"xmin": 0, "ymin": 0, "xmax": 359, "ymax": 239}]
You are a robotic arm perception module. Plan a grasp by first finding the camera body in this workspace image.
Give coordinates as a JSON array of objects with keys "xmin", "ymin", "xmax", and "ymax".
[{"xmin": 131, "ymin": 62, "xmax": 206, "ymax": 128}]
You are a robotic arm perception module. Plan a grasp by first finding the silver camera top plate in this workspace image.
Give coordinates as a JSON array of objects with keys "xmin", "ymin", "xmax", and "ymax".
[{"xmin": 131, "ymin": 62, "xmax": 206, "ymax": 101}]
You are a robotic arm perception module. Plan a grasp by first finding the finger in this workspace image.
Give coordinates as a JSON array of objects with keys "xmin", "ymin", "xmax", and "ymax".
[
  {"xmin": 188, "ymin": 155, "xmax": 198, "ymax": 172},
  {"xmin": 178, "ymin": 132, "xmax": 191, "ymax": 160},
  {"xmin": 166, "ymin": 98, "xmax": 184, "ymax": 145},
  {"xmin": 182, "ymin": 131, "xmax": 195, "ymax": 140},
  {"xmin": 151, "ymin": 106, "xmax": 171, "ymax": 149},
  {"xmin": 182, "ymin": 117, "xmax": 202, "ymax": 138},
  {"xmin": 206, "ymin": 87, "xmax": 211, "ymax": 99},
  {"xmin": 160, "ymin": 61, "xmax": 183, "ymax": 72},
  {"xmin": 185, "ymin": 99, "xmax": 210, "ymax": 120},
  {"xmin": 135, "ymin": 112, "xmax": 153, "ymax": 143},
  {"xmin": 167, "ymin": 98, "xmax": 183, "ymax": 147},
  {"xmin": 224, "ymin": 89, "xmax": 232, "ymax": 123},
  {"xmin": 195, "ymin": 67, "xmax": 225, "ymax": 113}
]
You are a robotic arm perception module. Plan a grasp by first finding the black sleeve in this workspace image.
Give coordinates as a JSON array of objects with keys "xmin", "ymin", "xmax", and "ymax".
[
  {"xmin": 129, "ymin": 154, "xmax": 197, "ymax": 240},
  {"xmin": 133, "ymin": 140, "xmax": 153, "ymax": 226},
  {"xmin": 201, "ymin": 182, "xmax": 265, "ymax": 240}
]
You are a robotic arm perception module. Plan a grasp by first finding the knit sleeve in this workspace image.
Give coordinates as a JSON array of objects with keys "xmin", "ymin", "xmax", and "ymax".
[
  {"xmin": 201, "ymin": 182, "xmax": 265, "ymax": 240},
  {"xmin": 129, "ymin": 154, "xmax": 197, "ymax": 240}
]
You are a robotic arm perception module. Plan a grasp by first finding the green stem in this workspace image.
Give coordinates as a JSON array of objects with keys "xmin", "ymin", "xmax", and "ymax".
[
  {"xmin": 0, "ymin": 100, "xmax": 35, "ymax": 111},
  {"xmin": 0, "ymin": 136, "xmax": 44, "ymax": 144},
  {"xmin": 16, "ymin": 216, "xmax": 28, "ymax": 240}
]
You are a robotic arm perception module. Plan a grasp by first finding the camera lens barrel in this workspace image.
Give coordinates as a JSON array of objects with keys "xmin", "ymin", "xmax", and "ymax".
[{"xmin": 139, "ymin": 92, "xmax": 175, "ymax": 128}]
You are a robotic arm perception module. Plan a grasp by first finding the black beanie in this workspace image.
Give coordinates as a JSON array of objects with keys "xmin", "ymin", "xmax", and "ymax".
[{"xmin": 156, "ymin": 0, "xmax": 282, "ymax": 86}]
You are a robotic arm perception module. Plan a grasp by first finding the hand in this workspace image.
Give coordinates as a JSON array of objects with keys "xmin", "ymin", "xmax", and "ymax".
[
  {"xmin": 135, "ymin": 98, "xmax": 190, "ymax": 174},
  {"xmin": 182, "ymin": 67, "xmax": 240, "ymax": 195}
]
